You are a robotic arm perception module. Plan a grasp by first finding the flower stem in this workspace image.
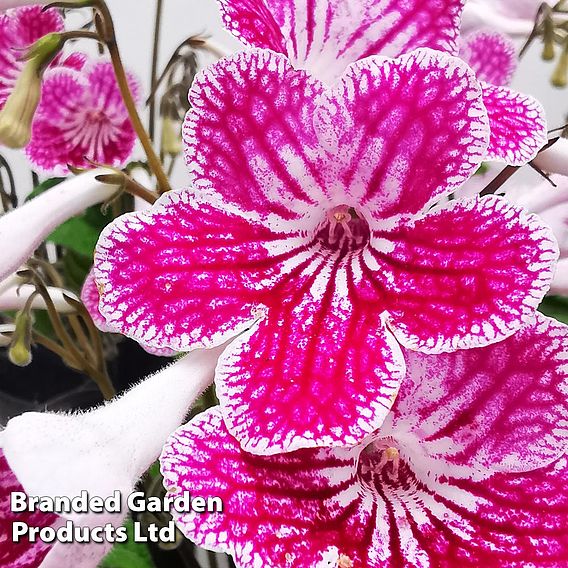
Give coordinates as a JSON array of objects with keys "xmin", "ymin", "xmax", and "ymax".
[
  {"xmin": 94, "ymin": 0, "xmax": 171, "ymax": 194},
  {"xmin": 149, "ymin": 0, "xmax": 164, "ymax": 141}
]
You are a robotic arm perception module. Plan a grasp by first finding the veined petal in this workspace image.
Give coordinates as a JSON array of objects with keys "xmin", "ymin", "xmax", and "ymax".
[
  {"xmin": 482, "ymin": 82, "xmax": 547, "ymax": 165},
  {"xmin": 369, "ymin": 195, "xmax": 558, "ymax": 353},
  {"xmin": 81, "ymin": 270, "xmax": 176, "ymax": 357},
  {"xmin": 0, "ymin": 450, "xmax": 58, "ymax": 568},
  {"xmin": 160, "ymin": 407, "xmax": 369, "ymax": 567},
  {"xmin": 319, "ymin": 48, "xmax": 489, "ymax": 218},
  {"xmin": 459, "ymin": 30, "xmax": 517, "ymax": 86},
  {"xmin": 184, "ymin": 49, "xmax": 327, "ymax": 224},
  {"xmin": 1, "ymin": 348, "xmax": 221, "ymax": 568},
  {"xmin": 216, "ymin": 290, "xmax": 405, "ymax": 455},
  {"xmin": 94, "ymin": 188, "xmax": 307, "ymax": 352},
  {"xmin": 217, "ymin": 0, "xmax": 464, "ymax": 83},
  {"xmin": 395, "ymin": 314, "xmax": 568, "ymax": 476}
]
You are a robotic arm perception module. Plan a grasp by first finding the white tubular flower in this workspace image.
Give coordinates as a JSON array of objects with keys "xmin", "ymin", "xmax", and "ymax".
[
  {"xmin": 462, "ymin": 0, "xmax": 538, "ymax": 36},
  {"xmin": 0, "ymin": 284, "xmax": 79, "ymax": 313},
  {"xmin": 0, "ymin": 169, "xmax": 119, "ymax": 283},
  {"xmin": 0, "ymin": 323, "xmax": 15, "ymax": 346},
  {"xmin": 0, "ymin": 344, "xmax": 224, "ymax": 568},
  {"xmin": 533, "ymin": 138, "xmax": 568, "ymax": 177},
  {"xmin": 551, "ymin": 258, "xmax": 568, "ymax": 295}
]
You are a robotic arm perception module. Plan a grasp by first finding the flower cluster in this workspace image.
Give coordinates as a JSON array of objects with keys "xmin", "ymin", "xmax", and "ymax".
[
  {"xmin": 0, "ymin": 1, "xmax": 567, "ymax": 567},
  {"xmin": 0, "ymin": 5, "xmax": 138, "ymax": 172}
]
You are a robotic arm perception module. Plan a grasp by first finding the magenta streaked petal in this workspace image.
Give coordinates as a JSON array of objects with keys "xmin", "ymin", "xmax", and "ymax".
[
  {"xmin": 185, "ymin": 48, "xmax": 489, "ymax": 221},
  {"xmin": 322, "ymin": 48, "xmax": 489, "ymax": 218},
  {"xmin": 397, "ymin": 313, "xmax": 568, "ymax": 475},
  {"xmin": 216, "ymin": 293, "xmax": 405, "ymax": 455},
  {"xmin": 81, "ymin": 269, "xmax": 176, "ymax": 357},
  {"xmin": 94, "ymin": 189, "xmax": 303, "ymax": 352},
  {"xmin": 184, "ymin": 49, "xmax": 326, "ymax": 222},
  {"xmin": 26, "ymin": 61, "xmax": 139, "ymax": 174},
  {"xmin": 160, "ymin": 407, "xmax": 369, "ymax": 566},
  {"xmin": 482, "ymin": 82, "xmax": 547, "ymax": 165},
  {"xmin": 374, "ymin": 196, "xmax": 558, "ymax": 353},
  {"xmin": 0, "ymin": 6, "xmax": 63, "ymax": 109},
  {"xmin": 0, "ymin": 450, "xmax": 58, "ymax": 568},
  {"xmin": 460, "ymin": 30, "xmax": 517, "ymax": 86},
  {"xmin": 217, "ymin": 0, "xmax": 464, "ymax": 82},
  {"xmin": 81, "ymin": 268, "xmax": 114, "ymax": 333}
]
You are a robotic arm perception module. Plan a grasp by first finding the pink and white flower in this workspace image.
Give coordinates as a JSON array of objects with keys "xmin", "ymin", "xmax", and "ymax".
[
  {"xmin": 160, "ymin": 314, "xmax": 568, "ymax": 567},
  {"xmin": 0, "ymin": 346, "xmax": 222, "ymax": 568},
  {"xmin": 95, "ymin": 49, "xmax": 558, "ymax": 456},
  {"xmin": 216, "ymin": 0, "xmax": 547, "ymax": 166},
  {"xmin": 26, "ymin": 60, "xmax": 139, "ymax": 174}
]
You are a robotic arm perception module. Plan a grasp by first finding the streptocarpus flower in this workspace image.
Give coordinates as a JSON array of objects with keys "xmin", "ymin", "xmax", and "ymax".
[
  {"xmin": 81, "ymin": 269, "xmax": 176, "ymax": 357},
  {"xmin": 95, "ymin": 48, "xmax": 558, "ymax": 456},
  {"xmin": 216, "ymin": 0, "xmax": 547, "ymax": 166},
  {"xmin": 26, "ymin": 60, "xmax": 140, "ymax": 174},
  {"xmin": 0, "ymin": 346, "xmax": 223, "ymax": 568},
  {"xmin": 160, "ymin": 314, "xmax": 568, "ymax": 567}
]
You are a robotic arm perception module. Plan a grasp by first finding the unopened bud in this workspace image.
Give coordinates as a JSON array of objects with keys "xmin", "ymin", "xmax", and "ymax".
[
  {"xmin": 8, "ymin": 310, "xmax": 33, "ymax": 367},
  {"xmin": 552, "ymin": 49, "xmax": 568, "ymax": 88},
  {"xmin": 161, "ymin": 117, "xmax": 183, "ymax": 156},
  {"xmin": 0, "ymin": 62, "xmax": 42, "ymax": 148},
  {"xmin": 542, "ymin": 38, "xmax": 556, "ymax": 61},
  {"xmin": 0, "ymin": 33, "xmax": 62, "ymax": 149}
]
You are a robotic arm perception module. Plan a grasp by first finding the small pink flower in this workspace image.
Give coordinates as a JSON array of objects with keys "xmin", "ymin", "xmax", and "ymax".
[
  {"xmin": 216, "ymin": 0, "xmax": 547, "ymax": 166},
  {"xmin": 95, "ymin": 49, "xmax": 558, "ymax": 456},
  {"xmin": 26, "ymin": 60, "xmax": 139, "ymax": 174},
  {"xmin": 462, "ymin": 0, "xmax": 541, "ymax": 36},
  {"xmin": 160, "ymin": 314, "xmax": 568, "ymax": 567}
]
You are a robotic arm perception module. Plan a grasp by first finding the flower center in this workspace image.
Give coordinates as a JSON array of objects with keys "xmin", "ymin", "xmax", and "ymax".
[
  {"xmin": 316, "ymin": 205, "xmax": 370, "ymax": 252},
  {"xmin": 357, "ymin": 436, "xmax": 411, "ymax": 496}
]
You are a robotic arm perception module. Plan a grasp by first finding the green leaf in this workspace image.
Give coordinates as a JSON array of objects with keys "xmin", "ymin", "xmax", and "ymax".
[
  {"xmin": 539, "ymin": 295, "xmax": 568, "ymax": 325},
  {"xmin": 25, "ymin": 177, "xmax": 66, "ymax": 202},
  {"xmin": 99, "ymin": 519, "xmax": 155, "ymax": 568},
  {"xmin": 62, "ymin": 250, "xmax": 93, "ymax": 292}
]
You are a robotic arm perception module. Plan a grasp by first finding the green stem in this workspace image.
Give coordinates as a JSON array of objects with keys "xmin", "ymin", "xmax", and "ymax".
[
  {"xmin": 94, "ymin": 0, "xmax": 171, "ymax": 194},
  {"xmin": 149, "ymin": 0, "xmax": 164, "ymax": 141}
]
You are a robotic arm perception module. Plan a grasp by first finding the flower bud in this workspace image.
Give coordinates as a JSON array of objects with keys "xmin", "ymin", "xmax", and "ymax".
[
  {"xmin": 0, "ymin": 32, "xmax": 62, "ymax": 148},
  {"xmin": 8, "ymin": 309, "xmax": 33, "ymax": 367},
  {"xmin": 551, "ymin": 48, "xmax": 568, "ymax": 88},
  {"xmin": 0, "ymin": 60, "xmax": 42, "ymax": 149},
  {"xmin": 161, "ymin": 117, "xmax": 183, "ymax": 156}
]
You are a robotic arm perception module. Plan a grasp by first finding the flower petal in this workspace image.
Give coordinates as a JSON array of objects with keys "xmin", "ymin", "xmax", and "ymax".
[
  {"xmin": 319, "ymin": 48, "xmax": 489, "ymax": 218},
  {"xmin": 185, "ymin": 48, "xmax": 490, "ymax": 222},
  {"xmin": 459, "ymin": 30, "xmax": 517, "ymax": 86},
  {"xmin": 482, "ymin": 82, "xmax": 547, "ymax": 165},
  {"xmin": 0, "ymin": 450, "xmax": 58, "ymax": 568},
  {"xmin": 371, "ymin": 195, "xmax": 558, "ymax": 352},
  {"xmin": 217, "ymin": 0, "xmax": 464, "ymax": 82},
  {"xmin": 160, "ymin": 407, "xmax": 368, "ymax": 567},
  {"xmin": 395, "ymin": 313, "xmax": 568, "ymax": 475},
  {"xmin": 216, "ymin": 290, "xmax": 405, "ymax": 455},
  {"xmin": 81, "ymin": 269, "xmax": 176, "ymax": 357},
  {"xmin": 184, "ymin": 49, "xmax": 326, "ymax": 223},
  {"xmin": 95, "ymin": 189, "xmax": 304, "ymax": 352}
]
